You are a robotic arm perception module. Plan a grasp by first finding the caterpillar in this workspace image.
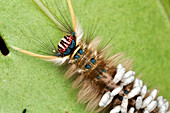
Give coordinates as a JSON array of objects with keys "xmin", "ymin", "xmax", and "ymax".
[{"xmin": 8, "ymin": 0, "xmax": 169, "ymax": 113}]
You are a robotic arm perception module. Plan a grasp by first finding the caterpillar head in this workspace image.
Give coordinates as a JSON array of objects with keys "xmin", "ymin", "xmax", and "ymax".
[{"xmin": 57, "ymin": 33, "xmax": 76, "ymax": 56}]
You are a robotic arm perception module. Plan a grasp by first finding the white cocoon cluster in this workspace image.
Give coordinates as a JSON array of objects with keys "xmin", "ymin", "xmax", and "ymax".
[{"xmin": 100, "ymin": 64, "xmax": 170, "ymax": 113}]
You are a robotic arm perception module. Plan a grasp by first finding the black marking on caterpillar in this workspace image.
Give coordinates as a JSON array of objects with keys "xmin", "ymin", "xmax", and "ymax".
[
  {"xmin": 0, "ymin": 35, "xmax": 10, "ymax": 56},
  {"xmin": 11, "ymin": 0, "xmax": 170, "ymax": 113}
]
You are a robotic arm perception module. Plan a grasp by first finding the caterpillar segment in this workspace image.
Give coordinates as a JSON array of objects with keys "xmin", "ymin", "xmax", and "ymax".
[{"xmin": 11, "ymin": 0, "xmax": 169, "ymax": 113}]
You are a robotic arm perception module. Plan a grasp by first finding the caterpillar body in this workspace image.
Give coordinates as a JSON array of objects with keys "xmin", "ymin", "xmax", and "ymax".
[{"xmin": 11, "ymin": 0, "xmax": 170, "ymax": 113}]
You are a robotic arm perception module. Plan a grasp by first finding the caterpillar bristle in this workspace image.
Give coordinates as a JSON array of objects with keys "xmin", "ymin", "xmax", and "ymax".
[
  {"xmin": 88, "ymin": 37, "xmax": 102, "ymax": 51},
  {"xmin": 72, "ymin": 74, "xmax": 85, "ymax": 89},
  {"xmin": 99, "ymin": 43, "xmax": 112, "ymax": 58},
  {"xmin": 108, "ymin": 52, "xmax": 126, "ymax": 65},
  {"xmin": 120, "ymin": 57, "xmax": 133, "ymax": 70},
  {"xmin": 65, "ymin": 64, "xmax": 76, "ymax": 78},
  {"xmin": 78, "ymin": 80, "xmax": 91, "ymax": 101},
  {"xmin": 86, "ymin": 94, "xmax": 103, "ymax": 112}
]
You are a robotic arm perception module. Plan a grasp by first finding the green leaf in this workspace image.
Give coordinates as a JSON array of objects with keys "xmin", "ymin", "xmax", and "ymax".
[{"xmin": 0, "ymin": 0, "xmax": 170, "ymax": 113}]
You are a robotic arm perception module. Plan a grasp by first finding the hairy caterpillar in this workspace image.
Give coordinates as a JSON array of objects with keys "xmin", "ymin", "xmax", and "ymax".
[{"xmin": 7, "ymin": 0, "xmax": 169, "ymax": 113}]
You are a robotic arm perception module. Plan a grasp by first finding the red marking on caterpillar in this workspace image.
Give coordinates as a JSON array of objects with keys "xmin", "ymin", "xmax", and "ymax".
[{"xmin": 58, "ymin": 35, "xmax": 73, "ymax": 54}]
